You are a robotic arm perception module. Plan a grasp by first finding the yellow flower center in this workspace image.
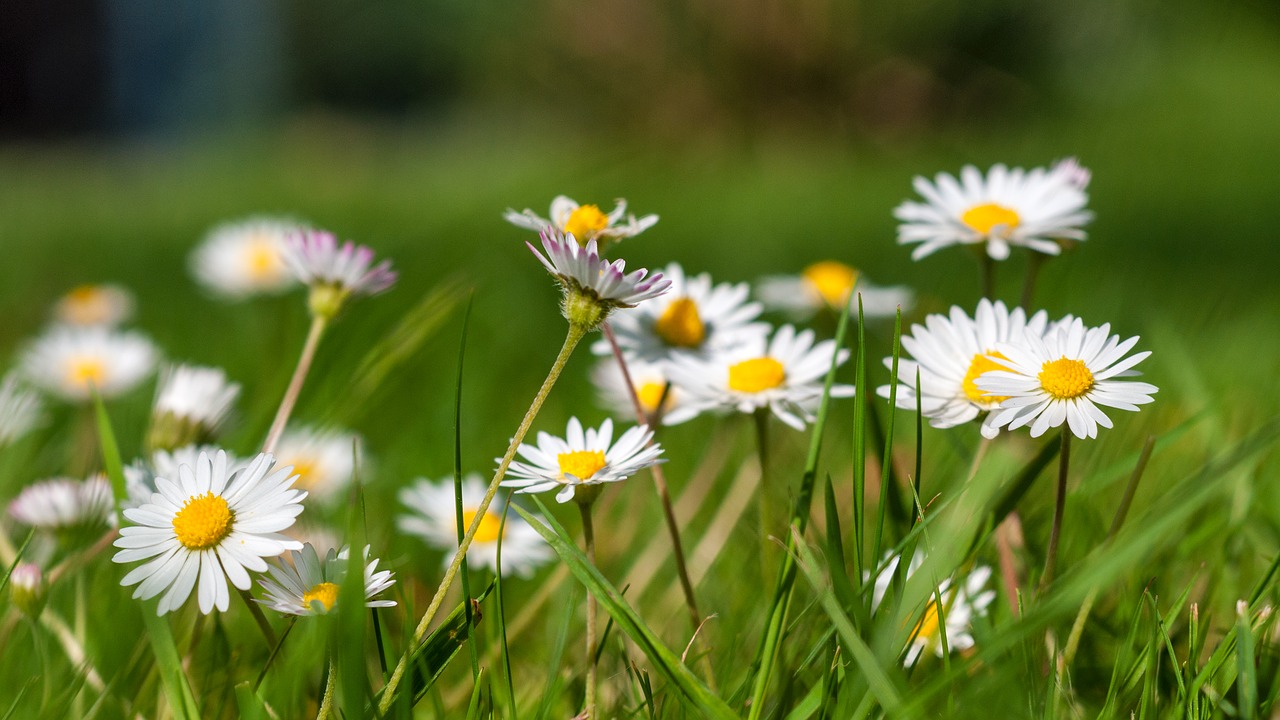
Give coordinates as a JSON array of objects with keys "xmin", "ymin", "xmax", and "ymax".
[
  {"xmin": 912, "ymin": 600, "xmax": 943, "ymax": 642},
  {"xmin": 62, "ymin": 285, "xmax": 110, "ymax": 324},
  {"xmin": 66, "ymin": 356, "xmax": 107, "ymax": 391},
  {"xmin": 1038, "ymin": 357, "xmax": 1095, "ymax": 400},
  {"xmin": 287, "ymin": 459, "xmax": 317, "ymax": 490},
  {"xmin": 302, "ymin": 581, "xmax": 339, "ymax": 612},
  {"xmin": 172, "ymin": 492, "xmax": 233, "ymax": 550},
  {"xmin": 637, "ymin": 381, "xmax": 670, "ymax": 414},
  {"xmin": 961, "ymin": 351, "xmax": 1011, "ymax": 405},
  {"xmin": 463, "ymin": 509, "xmax": 504, "ymax": 544},
  {"xmin": 244, "ymin": 235, "xmax": 283, "ymax": 280},
  {"xmin": 728, "ymin": 357, "xmax": 786, "ymax": 393},
  {"xmin": 654, "ymin": 297, "xmax": 706, "ymax": 348},
  {"xmin": 557, "ymin": 450, "xmax": 607, "ymax": 481},
  {"xmin": 802, "ymin": 261, "xmax": 859, "ymax": 307},
  {"xmin": 961, "ymin": 203, "xmax": 1021, "ymax": 236},
  {"xmin": 563, "ymin": 205, "xmax": 609, "ymax": 243}
]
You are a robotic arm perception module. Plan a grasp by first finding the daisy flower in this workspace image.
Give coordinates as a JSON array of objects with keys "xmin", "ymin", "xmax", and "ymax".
[
  {"xmin": 979, "ymin": 317, "xmax": 1157, "ymax": 439},
  {"xmin": 8, "ymin": 476, "xmax": 114, "ymax": 531},
  {"xmin": 148, "ymin": 365, "xmax": 241, "ymax": 451},
  {"xmin": 878, "ymin": 300, "xmax": 1050, "ymax": 439},
  {"xmin": 21, "ymin": 326, "xmax": 158, "ymax": 402},
  {"xmin": 592, "ymin": 263, "xmax": 768, "ymax": 363},
  {"xmin": 52, "ymin": 284, "xmax": 134, "ymax": 327},
  {"xmin": 894, "ymin": 160, "xmax": 1093, "ymax": 261},
  {"xmin": 112, "ymin": 450, "xmax": 306, "ymax": 615},
  {"xmin": 283, "ymin": 229, "xmax": 397, "ymax": 319},
  {"xmin": 528, "ymin": 229, "xmax": 671, "ymax": 330},
  {"xmin": 125, "ymin": 445, "xmax": 248, "ymax": 509},
  {"xmin": 504, "ymin": 195, "xmax": 658, "ymax": 246},
  {"xmin": 0, "ymin": 373, "xmax": 43, "ymax": 446},
  {"xmin": 190, "ymin": 217, "xmax": 302, "ymax": 299},
  {"xmin": 871, "ymin": 552, "xmax": 996, "ymax": 665},
  {"xmin": 590, "ymin": 357, "xmax": 700, "ymax": 426},
  {"xmin": 756, "ymin": 260, "xmax": 914, "ymax": 321},
  {"xmin": 398, "ymin": 474, "xmax": 552, "ymax": 577},
  {"xmin": 273, "ymin": 426, "xmax": 360, "ymax": 502},
  {"xmin": 665, "ymin": 325, "xmax": 854, "ymax": 431},
  {"xmin": 502, "ymin": 417, "xmax": 664, "ymax": 504},
  {"xmin": 10, "ymin": 562, "xmax": 45, "ymax": 618},
  {"xmin": 256, "ymin": 543, "xmax": 396, "ymax": 616}
]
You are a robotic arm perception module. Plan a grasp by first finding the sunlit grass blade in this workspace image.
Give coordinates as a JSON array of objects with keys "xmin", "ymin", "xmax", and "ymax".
[{"xmin": 450, "ymin": 295, "xmax": 482, "ymax": 682}]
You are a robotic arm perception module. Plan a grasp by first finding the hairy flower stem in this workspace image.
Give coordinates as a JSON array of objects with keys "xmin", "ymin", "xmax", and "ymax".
[
  {"xmin": 263, "ymin": 314, "xmax": 329, "ymax": 454},
  {"xmin": 1040, "ymin": 432, "xmax": 1072, "ymax": 594},
  {"xmin": 316, "ymin": 657, "xmax": 337, "ymax": 720},
  {"xmin": 378, "ymin": 323, "xmax": 587, "ymax": 714},
  {"xmin": 579, "ymin": 500, "xmax": 599, "ymax": 719}
]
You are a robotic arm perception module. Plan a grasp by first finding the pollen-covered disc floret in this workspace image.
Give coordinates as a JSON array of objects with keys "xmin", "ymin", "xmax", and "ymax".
[
  {"xmin": 502, "ymin": 417, "xmax": 664, "ymax": 504},
  {"xmin": 870, "ymin": 552, "xmax": 996, "ymax": 666},
  {"xmin": 590, "ymin": 357, "xmax": 700, "ymax": 426},
  {"xmin": 53, "ymin": 284, "xmax": 135, "ymax": 327},
  {"xmin": 877, "ymin": 299, "xmax": 1049, "ymax": 439},
  {"xmin": 504, "ymin": 195, "xmax": 658, "ymax": 246},
  {"xmin": 398, "ymin": 474, "xmax": 552, "ymax": 577},
  {"xmin": 8, "ymin": 476, "xmax": 114, "ymax": 531},
  {"xmin": 272, "ymin": 426, "xmax": 361, "ymax": 502},
  {"xmin": 665, "ymin": 325, "xmax": 854, "ymax": 431},
  {"xmin": 256, "ymin": 543, "xmax": 396, "ymax": 616},
  {"xmin": 978, "ymin": 317, "xmax": 1158, "ymax": 439},
  {"xmin": 112, "ymin": 450, "xmax": 306, "ymax": 615},
  {"xmin": 528, "ymin": 230, "xmax": 671, "ymax": 325},
  {"xmin": 0, "ymin": 373, "xmax": 42, "ymax": 447},
  {"xmin": 756, "ymin": 261, "xmax": 915, "ymax": 321},
  {"xmin": 21, "ymin": 326, "xmax": 158, "ymax": 402},
  {"xmin": 894, "ymin": 159, "xmax": 1093, "ymax": 261},
  {"xmin": 190, "ymin": 217, "xmax": 302, "ymax": 299}
]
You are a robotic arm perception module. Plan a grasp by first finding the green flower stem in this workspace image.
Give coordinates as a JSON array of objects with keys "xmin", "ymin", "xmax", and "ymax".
[
  {"xmin": 578, "ymin": 499, "xmax": 599, "ymax": 720},
  {"xmin": 263, "ymin": 314, "xmax": 329, "ymax": 454},
  {"xmin": 1039, "ymin": 431, "xmax": 1072, "ymax": 593},
  {"xmin": 754, "ymin": 408, "xmax": 777, "ymax": 575},
  {"xmin": 1020, "ymin": 252, "xmax": 1047, "ymax": 309},
  {"xmin": 316, "ymin": 657, "xmax": 337, "ymax": 720},
  {"xmin": 238, "ymin": 586, "xmax": 277, "ymax": 648},
  {"xmin": 378, "ymin": 322, "xmax": 587, "ymax": 714}
]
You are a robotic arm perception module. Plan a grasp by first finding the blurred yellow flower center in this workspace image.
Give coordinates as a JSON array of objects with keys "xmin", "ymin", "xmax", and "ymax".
[
  {"xmin": 961, "ymin": 203, "xmax": 1021, "ymax": 235},
  {"xmin": 302, "ymin": 582, "xmax": 339, "ymax": 612},
  {"xmin": 802, "ymin": 261, "xmax": 858, "ymax": 307},
  {"xmin": 913, "ymin": 600, "xmax": 943, "ymax": 641},
  {"xmin": 67, "ymin": 356, "xmax": 107, "ymax": 390},
  {"xmin": 288, "ymin": 459, "xmax": 317, "ymax": 490},
  {"xmin": 63, "ymin": 285, "xmax": 110, "ymax": 324},
  {"xmin": 962, "ymin": 351, "xmax": 1011, "ymax": 405},
  {"xmin": 172, "ymin": 492, "xmax": 233, "ymax": 550},
  {"xmin": 462, "ymin": 509, "xmax": 504, "ymax": 544},
  {"xmin": 558, "ymin": 450, "xmax": 607, "ymax": 481},
  {"xmin": 728, "ymin": 357, "xmax": 786, "ymax": 393},
  {"xmin": 564, "ymin": 205, "xmax": 609, "ymax": 243},
  {"xmin": 244, "ymin": 236, "xmax": 282, "ymax": 279},
  {"xmin": 654, "ymin": 297, "xmax": 706, "ymax": 348},
  {"xmin": 1038, "ymin": 357, "xmax": 1095, "ymax": 400},
  {"xmin": 637, "ymin": 381, "xmax": 669, "ymax": 413}
]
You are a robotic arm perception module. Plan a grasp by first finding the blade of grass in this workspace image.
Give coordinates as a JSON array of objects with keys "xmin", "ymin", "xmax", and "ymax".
[
  {"xmin": 337, "ymin": 478, "xmax": 370, "ymax": 719},
  {"xmin": 450, "ymin": 296, "xmax": 481, "ymax": 683},
  {"xmin": 871, "ymin": 307, "xmax": 903, "ymax": 567},
  {"xmin": 1237, "ymin": 603, "xmax": 1259, "ymax": 720}
]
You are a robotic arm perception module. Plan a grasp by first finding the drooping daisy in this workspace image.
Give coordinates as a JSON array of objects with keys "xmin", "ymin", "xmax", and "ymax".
[
  {"xmin": 528, "ymin": 229, "xmax": 671, "ymax": 330},
  {"xmin": 665, "ymin": 325, "xmax": 854, "ymax": 431},
  {"xmin": 589, "ymin": 357, "xmax": 700, "ymax": 426},
  {"xmin": 504, "ymin": 195, "xmax": 658, "ymax": 246},
  {"xmin": 283, "ymin": 229, "xmax": 397, "ymax": 318},
  {"xmin": 592, "ymin": 263, "xmax": 768, "ymax": 364},
  {"xmin": 0, "ymin": 373, "xmax": 43, "ymax": 446},
  {"xmin": 979, "ymin": 317, "xmax": 1157, "ymax": 439},
  {"xmin": 398, "ymin": 474, "xmax": 553, "ymax": 577},
  {"xmin": 871, "ymin": 552, "xmax": 996, "ymax": 666},
  {"xmin": 52, "ymin": 284, "xmax": 135, "ymax": 327},
  {"xmin": 256, "ymin": 543, "xmax": 396, "ymax": 616},
  {"xmin": 8, "ymin": 476, "xmax": 114, "ymax": 531},
  {"xmin": 190, "ymin": 217, "xmax": 302, "ymax": 299},
  {"xmin": 894, "ymin": 160, "xmax": 1093, "ymax": 261},
  {"xmin": 273, "ymin": 426, "xmax": 360, "ymax": 502},
  {"xmin": 756, "ymin": 260, "xmax": 914, "ymax": 322},
  {"xmin": 877, "ymin": 300, "xmax": 1050, "ymax": 439},
  {"xmin": 147, "ymin": 365, "xmax": 241, "ymax": 451},
  {"xmin": 502, "ymin": 417, "xmax": 664, "ymax": 504},
  {"xmin": 112, "ymin": 450, "xmax": 306, "ymax": 615},
  {"xmin": 21, "ymin": 326, "xmax": 158, "ymax": 402}
]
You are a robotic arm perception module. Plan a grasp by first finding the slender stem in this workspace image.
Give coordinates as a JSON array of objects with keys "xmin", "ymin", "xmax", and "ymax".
[
  {"xmin": 1020, "ymin": 253, "xmax": 1046, "ymax": 309},
  {"xmin": 379, "ymin": 322, "xmax": 587, "ymax": 714},
  {"xmin": 1040, "ymin": 432, "xmax": 1072, "ymax": 593},
  {"xmin": 753, "ymin": 409, "xmax": 777, "ymax": 582},
  {"xmin": 263, "ymin": 314, "xmax": 329, "ymax": 454},
  {"xmin": 238, "ymin": 586, "xmax": 277, "ymax": 648},
  {"xmin": 980, "ymin": 252, "xmax": 996, "ymax": 301},
  {"xmin": 579, "ymin": 501, "xmax": 599, "ymax": 719},
  {"xmin": 316, "ymin": 657, "xmax": 337, "ymax": 720},
  {"xmin": 254, "ymin": 617, "xmax": 297, "ymax": 691}
]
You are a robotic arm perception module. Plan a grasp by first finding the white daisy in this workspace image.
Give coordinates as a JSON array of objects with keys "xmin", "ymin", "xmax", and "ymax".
[
  {"xmin": 112, "ymin": 450, "xmax": 306, "ymax": 615},
  {"xmin": 21, "ymin": 326, "xmax": 158, "ymax": 402},
  {"xmin": 871, "ymin": 552, "xmax": 996, "ymax": 666},
  {"xmin": 190, "ymin": 218, "xmax": 302, "ymax": 299},
  {"xmin": 398, "ymin": 474, "xmax": 553, "ymax": 578},
  {"xmin": 504, "ymin": 195, "xmax": 658, "ymax": 246},
  {"xmin": 273, "ymin": 426, "xmax": 360, "ymax": 502},
  {"xmin": 589, "ymin": 357, "xmax": 700, "ymax": 426},
  {"xmin": 52, "ymin": 284, "xmax": 135, "ymax": 327},
  {"xmin": 502, "ymin": 417, "xmax": 664, "ymax": 504},
  {"xmin": 979, "ymin": 317, "xmax": 1158, "ymax": 439},
  {"xmin": 0, "ymin": 373, "xmax": 43, "ymax": 446},
  {"xmin": 8, "ymin": 476, "xmax": 114, "ymax": 531},
  {"xmin": 256, "ymin": 543, "xmax": 396, "ymax": 616},
  {"xmin": 283, "ymin": 229, "xmax": 398, "ymax": 296},
  {"xmin": 591, "ymin": 263, "xmax": 768, "ymax": 364},
  {"xmin": 877, "ymin": 300, "xmax": 1050, "ymax": 439},
  {"xmin": 148, "ymin": 365, "xmax": 241, "ymax": 450},
  {"xmin": 665, "ymin": 325, "xmax": 854, "ymax": 431},
  {"xmin": 756, "ymin": 260, "xmax": 914, "ymax": 321},
  {"xmin": 529, "ymin": 230, "xmax": 671, "ymax": 311},
  {"xmin": 894, "ymin": 160, "xmax": 1093, "ymax": 261},
  {"xmin": 125, "ymin": 445, "xmax": 248, "ymax": 509}
]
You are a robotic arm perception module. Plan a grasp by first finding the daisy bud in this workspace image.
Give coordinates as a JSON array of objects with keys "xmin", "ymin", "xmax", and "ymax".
[{"xmin": 10, "ymin": 563, "xmax": 45, "ymax": 618}]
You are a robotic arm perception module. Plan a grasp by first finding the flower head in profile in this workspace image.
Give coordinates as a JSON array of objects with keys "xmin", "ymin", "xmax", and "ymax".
[
  {"xmin": 528, "ymin": 229, "xmax": 670, "ymax": 330},
  {"xmin": 112, "ymin": 450, "xmax": 306, "ymax": 615},
  {"xmin": 256, "ymin": 543, "xmax": 396, "ymax": 616},
  {"xmin": 878, "ymin": 300, "xmax": 1049, "ymax": 439},
  {"xmin": 979, "ymin": 317, "xmax": 1157, "ymax": 439},
  {"xmin": 505, "ymin": 195, "xmax": 658, "ymax": 247},
  {"xmin": 757, "ymin": 261, "xmax": 914, "ymax": 322},
  {"xmin": 0, "ymin": 373, "xmax": 43, "ymax": 447},
  {"xmin": 666, "ymin": 325, "xmax": 854, "ymax": 431},
  {"xmin": 398, "ymin": 474, "xmax": 552, "ymax": 577},
  {"xmin": 284, "ymin": 229, "xmax": 398, "ymax": 319},
  {"xmin": 895, "ymin": 161, "xmax": 1093, "ymax": 261},
  {"xmin": 53, "ymin": 284, "xmax": 134, "ymax": 327},
  {"xmin": 9, "ymin": 476, "xmax": 114, "ymax": 532},
  {"xmin": 21, "ymin": 326, "xmax": 158, "ymax": 402},
  {"xmin": 502, "ymin": 418, "xmax": 663, "ymax": 504},
  {"xmin": 590, "ymin": 357, "xmax": 700, "ymax": 426},
  {"xmin": 190, "ymin": 218, "xmax": 302, "ymax": 299},
  {"xmin": 273, "ymin": 426, "xmax": 360, "ymax": 503},
  {"xmin": 147, "ymin": 365, "xmax": 241, "ymax": 451},
  {"xmin": 871, "ymin": 552, "xmax": 996, "ymax": 666}
]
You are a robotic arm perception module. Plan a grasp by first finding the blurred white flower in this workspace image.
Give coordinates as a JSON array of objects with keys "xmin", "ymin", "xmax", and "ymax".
[
  {"xmin": 256, "ymin": 543, "xmax": 396, "ymax": 616},
  {"xmin": 148, "ymin": 365, "xmax": 240, "ymax": 450},
  {"xmin": 191, "ymin": 218, "xmax": 302, "ymax": 299},
  {"xmin": 21, "ymin": 326, "xmax": 157, "ymax": 402},
  {"xmin": 590, "ymin": 357, "xmax": 700, "ymax": 426},
  {"xmin": 505, "ymin": 195, "xmax": 658, "ymax": 246},
  {"xmin": 8, "ymin": 476, "xmax": 114, "ymax": 531},
  {"xmin": 52, "ymin": 284, "xmax": 134, "ymax": 327},
  {"xmin": 0, "ymin": 373, "xmax": 43, "ymax": 446},
  {"xmin": 502, "ymin": 417, "xmax": 663, "ymax": 504},
  {"xmin": 273, "ymin": 426, "xmax": 361, "ymax": 502},
  {"xmin": 871, "ymin": 552, "xmax": 996, "ymax": 666},
  {"xmin": 756, "ymin": 261, "xmax": 913, "ymax": 321}
]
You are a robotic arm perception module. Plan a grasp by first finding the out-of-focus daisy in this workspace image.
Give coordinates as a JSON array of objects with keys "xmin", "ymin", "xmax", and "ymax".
[
  {"xmin": 190, "ymin": 218, "xmax": 301, "ymax": 299},
  {"xmin": 398, "ymin": 474, "xmax": 552, "ymax": 578},
  {"xmin": 10, "ymin": 562, "xmax": 46, "ymax": 618},
  {"xmin": 52, "ymin": 284, "xmax": 134, "ymax": 327},
  {"xmin": 757, "ymin": 261, "xmax": 914, "ymax": 321},
  {"xmin": 878, "ymin": 300, "xmax": 1049, "ymax": 439},
  {"xmin": 273, "ymin": 427, "xmax": 360, "ymax": 502},
  {"xmin": 21, "ymin": 326, "xmax": 157, "ymax": 402},
  {"xmin": 283, "ymin": 229, "xmax": 397, "ymax": 319},
  {"xmin": 256, "ymin": 543, "xmax": 395, "ymax": 616},
  {"xmin": 112, "ymin": 450, "xmax": 306, "ymax": 615},
  {"xmin": 529, "ymin": 230, "xmax": 670, "ymax": 330},
  {"xmin": 8, "ymin": 476, "xmax": 114, "ymax": 531},
  {"xmin": 593, "ymin": 263, "xmax": 768, "ymax": 363},
  {"xmin": 590, "ymin": 358, "xmax": 699, "ymax": 425},
  {"xmin": 505, "ymin": 195, "xmax": 658, "ymax": 246},
  {"xmin": 666, "ymin": 325, "xmax": 853, "ymax": 431},
  {"xmin": 147, "ymin": 365, "xmax": 241, "ymax": 451},
  {"xmin": 871, "ymin": 552, "xmax": 996, "ymax": 665},
  {"xmin": 894, "ymin": 161, "xmax": 1093, "ymax": 261},
  {"xmin": 979, "ymin": 317, "xmax": 1157, "ymax": 439},
  {"xmin": 0, "ymin": 373, "xmax": 43, "ymax": 446},
  {"xmin": 502, "ymin": 417, "xmax": 663, "ymax": 504}
]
